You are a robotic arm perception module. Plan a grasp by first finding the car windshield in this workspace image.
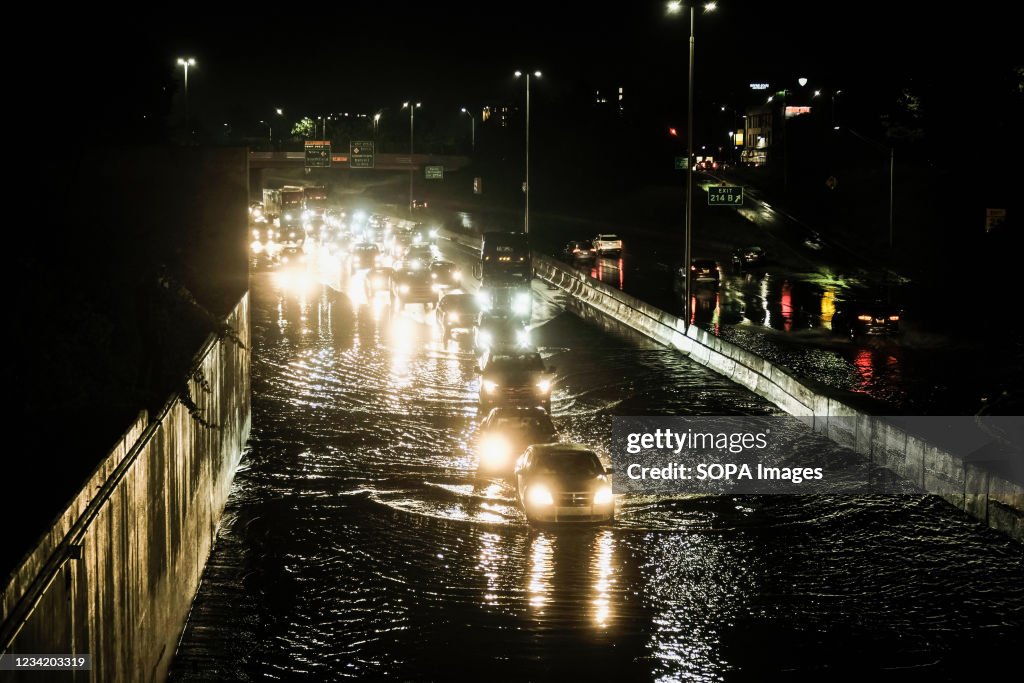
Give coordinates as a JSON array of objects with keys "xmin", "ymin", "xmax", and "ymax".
[
  {"xmin": 534, "ymin": 452, "xmax": 603, "ymax": 476},
  {"xmin": 486, "ymin": 354, "xmax": 544, "ymax": 372},
  {"xmin": 493, "ymin": 416, "xmax": 553, "ymax": 432}
]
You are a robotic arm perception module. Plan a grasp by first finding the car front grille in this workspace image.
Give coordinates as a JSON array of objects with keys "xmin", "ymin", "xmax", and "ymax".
[{"xmin": 558, "ymin": 491, "xmax": 591, "ymax": 507}]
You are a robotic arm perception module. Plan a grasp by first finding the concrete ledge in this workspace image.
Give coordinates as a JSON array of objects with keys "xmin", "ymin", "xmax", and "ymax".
[{"xmin": 532, "ymin": 253, "xmax": 1024, "ymax": 541}]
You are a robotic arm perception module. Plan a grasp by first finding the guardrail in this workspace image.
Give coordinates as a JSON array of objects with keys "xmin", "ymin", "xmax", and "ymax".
[{"xmin": 531, "ymin": 252, "xmax": 1023, "ymax": 539}]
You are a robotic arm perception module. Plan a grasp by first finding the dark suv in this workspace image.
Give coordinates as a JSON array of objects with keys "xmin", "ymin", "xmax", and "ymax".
[{"xmin": 478, "ymin": 349, "xmax": 555, "ymax": 412}]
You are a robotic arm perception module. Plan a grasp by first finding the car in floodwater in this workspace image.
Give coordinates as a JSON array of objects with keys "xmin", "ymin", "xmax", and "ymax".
[
  {"xmin": 478, "ymin": 348, "xmax": 554, "ymax": 412},
  {"xmin": 675, "ymin": 259, "xmax": 721, "ymax": 291},
  {"xmin": 563, "ymin": 240, "xmax": 597, "ymax": 262},
  {"xmin": 436, "ymin": 291, "xmax": 480, "ymax": 338},
  {"xmin": 477, "ymin": 406, "xmax": 557, "ymax": 475},
  {"xmin": 363, "ymin": 266, "xmax": 393, "ymax": 299},
  {"xmin": 474, "ymin": 312, "xmax": 530, "ymax": 352},
  {"xmin": 832, "ymin": 300, "xmax": 902, "ymax": 338},
  {"xmin": 429, "ymin": 260, "xmax": 462, "ymax": 294},
  {"xmin": 350, "ymin": 243, "xmax": 381, "ymax": 272},
  {"xmin": 731, "ymin": 245, "xmax": 767, "ymax": 269},
  {"xmin": 514, "ymin": 444, "xmax": 614, "ymax": 524},
  {"xmin": 391, "ymin": 268, "xmax": 436, "ymax": 310}
]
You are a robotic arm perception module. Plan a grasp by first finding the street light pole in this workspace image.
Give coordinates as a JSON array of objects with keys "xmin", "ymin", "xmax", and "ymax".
[
  {"xmin": 402, "ymin": 101, "xmax": 421, "ymax": 217},
  {"xmin": 515, "ymin": 70, "xmax": 541, "ymax": 235},
  {"xmin": 176, "ymin": 57, "xmax": 196, "ymax": 126},
  {"xmin": 460, "ymin": 107, "xmax": 475, "ymax": 154}
]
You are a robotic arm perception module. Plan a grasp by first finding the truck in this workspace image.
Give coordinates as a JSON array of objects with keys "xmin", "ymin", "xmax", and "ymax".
[
  {"xmin": 475, "ymin": 231, "xmax": 531, "ymax": 284},
  {"xmin": 262, "ymin": 188, "xmax": 281, "ymax": 222},
  {"xmin": 279, "ymin": 185, "xmax": 305, "ymax": 232},
  {"xmin": 303, "ymin": 185, "xmax": 328, "ymax": 220}
]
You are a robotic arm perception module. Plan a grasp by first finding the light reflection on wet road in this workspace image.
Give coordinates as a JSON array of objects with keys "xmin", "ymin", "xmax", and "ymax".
[{"xmin": 169, "ymin": 244, "xmax": 1024, "ymax": 681}]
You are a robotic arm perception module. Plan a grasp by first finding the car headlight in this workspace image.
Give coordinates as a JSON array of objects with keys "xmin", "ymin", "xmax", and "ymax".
[
  {"xmin": 289, "ymin": 232, "xmax": 296, "ymax": 239},
  {"xmin": 535, "ymin": 379, "xmax": 551, "ymax": 393},
  {"xmin": 593, "ymin": 485, "xmax": 613, "ymax": 505},
  {"xmin": 482, "ymin": 379, "xmax": 498, "ymax": 393},
  {"xmin": 399, "ymin": 284, "xmax": 410, "ymax": 294},
  {"xmin": 475, "ymin": 291, "xmax": 492, "ymax": 310},
  {"xmin": 429, "ymin": 229, "xmax": 439, "ymax": 238},
  {"xmin": 480, "ymin": 436, "xmax": 509, "ymax": 466},
  {"xmin": 250, "ymin": 240, "xmax": 263, "ymax": 253},
  {"xmin": 252, "ymin": 229, "xmax": 261, "ymax": 238},
  {"xmin": 453, "ymin": 270, "xmax": 462, "ymax": 281},
  {"xmin": 527, "ymin": 484, "xmax": 554, "ymax": 507},
  {"xmin": 478, "ymin": 331, "xmax": 492, "ymax": 348},
  {"xmin": 516, "ymin": 329, "xmax": 530, "ymax": 347},
  {"xmin": 448, "ymin": 312, "xmax": 459, "ymax": 323},
  {"xmin": 284, "ymin": 213, "xmax": 292, "ymax": 221}
]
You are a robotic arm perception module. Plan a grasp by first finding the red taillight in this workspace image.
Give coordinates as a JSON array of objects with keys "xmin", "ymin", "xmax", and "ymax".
[{"xmin": 888, "ymin": 315, "xmax": 900, "ymax": 321}]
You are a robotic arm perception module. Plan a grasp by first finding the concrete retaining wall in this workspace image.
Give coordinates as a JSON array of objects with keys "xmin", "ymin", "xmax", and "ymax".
[
  {"xmin": 532, "ymin": 254, "xmax": 1023, "ymax": 540},
  {"xmin": 1, "ymin": 294, "xmax": 251, "ymax": 682}
]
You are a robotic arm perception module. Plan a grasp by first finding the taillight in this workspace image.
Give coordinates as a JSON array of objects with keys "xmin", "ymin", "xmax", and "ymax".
[
  {"xmin": 857, "ymin": 314, "xmax": 872, "ymax": 322},
  {"xmin": 888, "ymin": 315, "xmax": 900, "ymax": 321},
  {"xmin": 690, "ymin": 265, "xmax": 696, "ymax": 271}
]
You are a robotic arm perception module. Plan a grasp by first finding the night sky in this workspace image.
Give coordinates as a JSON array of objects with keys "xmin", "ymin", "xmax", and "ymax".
[{"xmin": 24, "ymin": 4, "xmax": 1019, "ymax": 144}]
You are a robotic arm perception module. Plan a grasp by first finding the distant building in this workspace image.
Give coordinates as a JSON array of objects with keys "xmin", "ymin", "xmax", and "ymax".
[{"xmin": 481, "ymin": 105, "xmax": 509, "ymax": 128}]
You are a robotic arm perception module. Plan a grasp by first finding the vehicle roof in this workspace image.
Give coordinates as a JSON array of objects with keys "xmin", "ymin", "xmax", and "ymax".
[
  {"xmin": 529, "ymin": 443, "xmax": 597, "ymax": 456},
  {"xmin": 440, "ymin": 292, "xmax": 477, "ymax": 308}
]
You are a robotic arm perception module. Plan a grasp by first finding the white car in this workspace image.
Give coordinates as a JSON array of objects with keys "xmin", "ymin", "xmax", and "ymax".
[{"xmin": 592, "ymin": 233, "xmax": 622, "ymax": 257}]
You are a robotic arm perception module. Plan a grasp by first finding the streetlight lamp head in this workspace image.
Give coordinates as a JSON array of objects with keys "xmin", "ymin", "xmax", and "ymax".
[
  {"xmin": 813, "ymin": 89, "xmax": 821, "ymax": 97},
  {"xmin": 188, "ymin": 58, "xmax": 196, "ymax": 66},
  {"xmin": 402, "ymin": 102, "xmax": 409, "ymax": 108},
  {"xmin": 798, "ymin": 77, "xmax": 808, "ymax": 87},
  {"xmin": 666, "ymin": 0, "xmax": 682, "ymax": 13},
  {"xmin": 461, "ymin": 107, "xmax": 467, "ymax": 113},
  {"xmin": 721, "ymin": 105, "xmax": 726, "ymax": 111},
  {"xmin": 704, "ymin": 1, "xmax": 717, "ymax": 11},
  {"xmin": 276, "ymin": 108, "xmax": 283, "ymax": 115},
  {"xmin": 534, "ymin": 71, "xmax": 541, "ymax": 78},
  {"xmin": 767, "ymin": 96, "xmax": 773, "ymax": 102},
  {"xmin": 415, "ymin": 102, "xmax": 421, "ymax": 108},
  {"xmin": 514, "ymin": 70, "xmax": 523, "ymax": 77}
]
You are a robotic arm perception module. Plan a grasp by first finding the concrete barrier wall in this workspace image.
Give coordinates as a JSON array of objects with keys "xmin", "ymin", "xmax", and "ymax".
[
  {"xmin": 1, "ymin": 294, "xmax": 251, "ymax": 682},
  {"xmin": 532, "ymin": 254, "xmax": 1023, "ymax": 540}
]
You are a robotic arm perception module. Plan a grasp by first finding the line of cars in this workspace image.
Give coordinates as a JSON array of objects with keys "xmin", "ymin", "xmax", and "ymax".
[{"xmin": 436, "ymin": 275, "xmax": 614, "ymax": 525}]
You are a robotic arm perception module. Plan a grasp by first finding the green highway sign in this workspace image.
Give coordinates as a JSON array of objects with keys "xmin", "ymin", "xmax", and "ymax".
[
  {"xmin": 425, "ymin": 165, "xmax": 444, "ymax": 180},
  {"xmin": 304, "ymin": 140, "xmax": 331, "ymax": 168},
  {"xmin": 674, "ymin": 156, "xmax": 687, "ymax": 170},
  {"xmin": 349, "ymin": 140, "xmax": 374, "ymax": 168},
  {"xmin": 708, "ymin": 185, "xmax": 743, "ymax": 205}
]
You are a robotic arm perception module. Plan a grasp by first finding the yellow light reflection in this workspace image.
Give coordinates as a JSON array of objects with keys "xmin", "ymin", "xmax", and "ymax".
[
  {"xmin": 389, "ymin": 316, "xmax": 417, "ymax": 389},
  {"xmin": 527, "ymin": 533, "xmax": 554, "ymax": 611},
  {"xmin": 592, "ymin": 530, "xmax": 615, "ymax": 628},
  {"xmin": 820, "ymin": 288, "xmax": 836, "ymax": 326},
  {"xmin": 478, "ymin": 532, "xmax": 502, "ymax": 607}
]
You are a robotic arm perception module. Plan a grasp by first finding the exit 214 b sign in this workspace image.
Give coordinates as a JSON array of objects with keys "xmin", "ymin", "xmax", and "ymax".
[{"xmin": 708, "ymin": 186, "xmax": 743, "ymax": 205}]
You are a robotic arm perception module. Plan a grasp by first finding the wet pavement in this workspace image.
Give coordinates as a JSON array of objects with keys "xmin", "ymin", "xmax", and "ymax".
[{"xmin": 169, "ymin": 241, "xmax": 1024, "ymax": 681}]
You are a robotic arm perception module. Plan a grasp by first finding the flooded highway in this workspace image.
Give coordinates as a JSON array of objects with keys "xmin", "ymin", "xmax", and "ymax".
[{"xmin": 169, "ymin": 242, "xmax": 1024, "ymax": 681}]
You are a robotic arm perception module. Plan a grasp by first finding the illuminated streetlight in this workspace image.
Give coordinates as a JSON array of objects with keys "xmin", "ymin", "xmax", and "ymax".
[
  {"xmin": 402, "ymin": 101, "xmax": 421, "ymax": 216},
  {"xmin": 460, "ymin": 107, "xmax": 476, "ymax": 154},
  {"xmin": 667, "ymin": 1, "xmax": 716, "ymax": 328},
  {"xmin": 176, "ymin": 57, "xmax": 196, "ymax": 125},
  {"xmin": 514, "ymin": 69, "xmax": 542, "ymax": 234}
]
